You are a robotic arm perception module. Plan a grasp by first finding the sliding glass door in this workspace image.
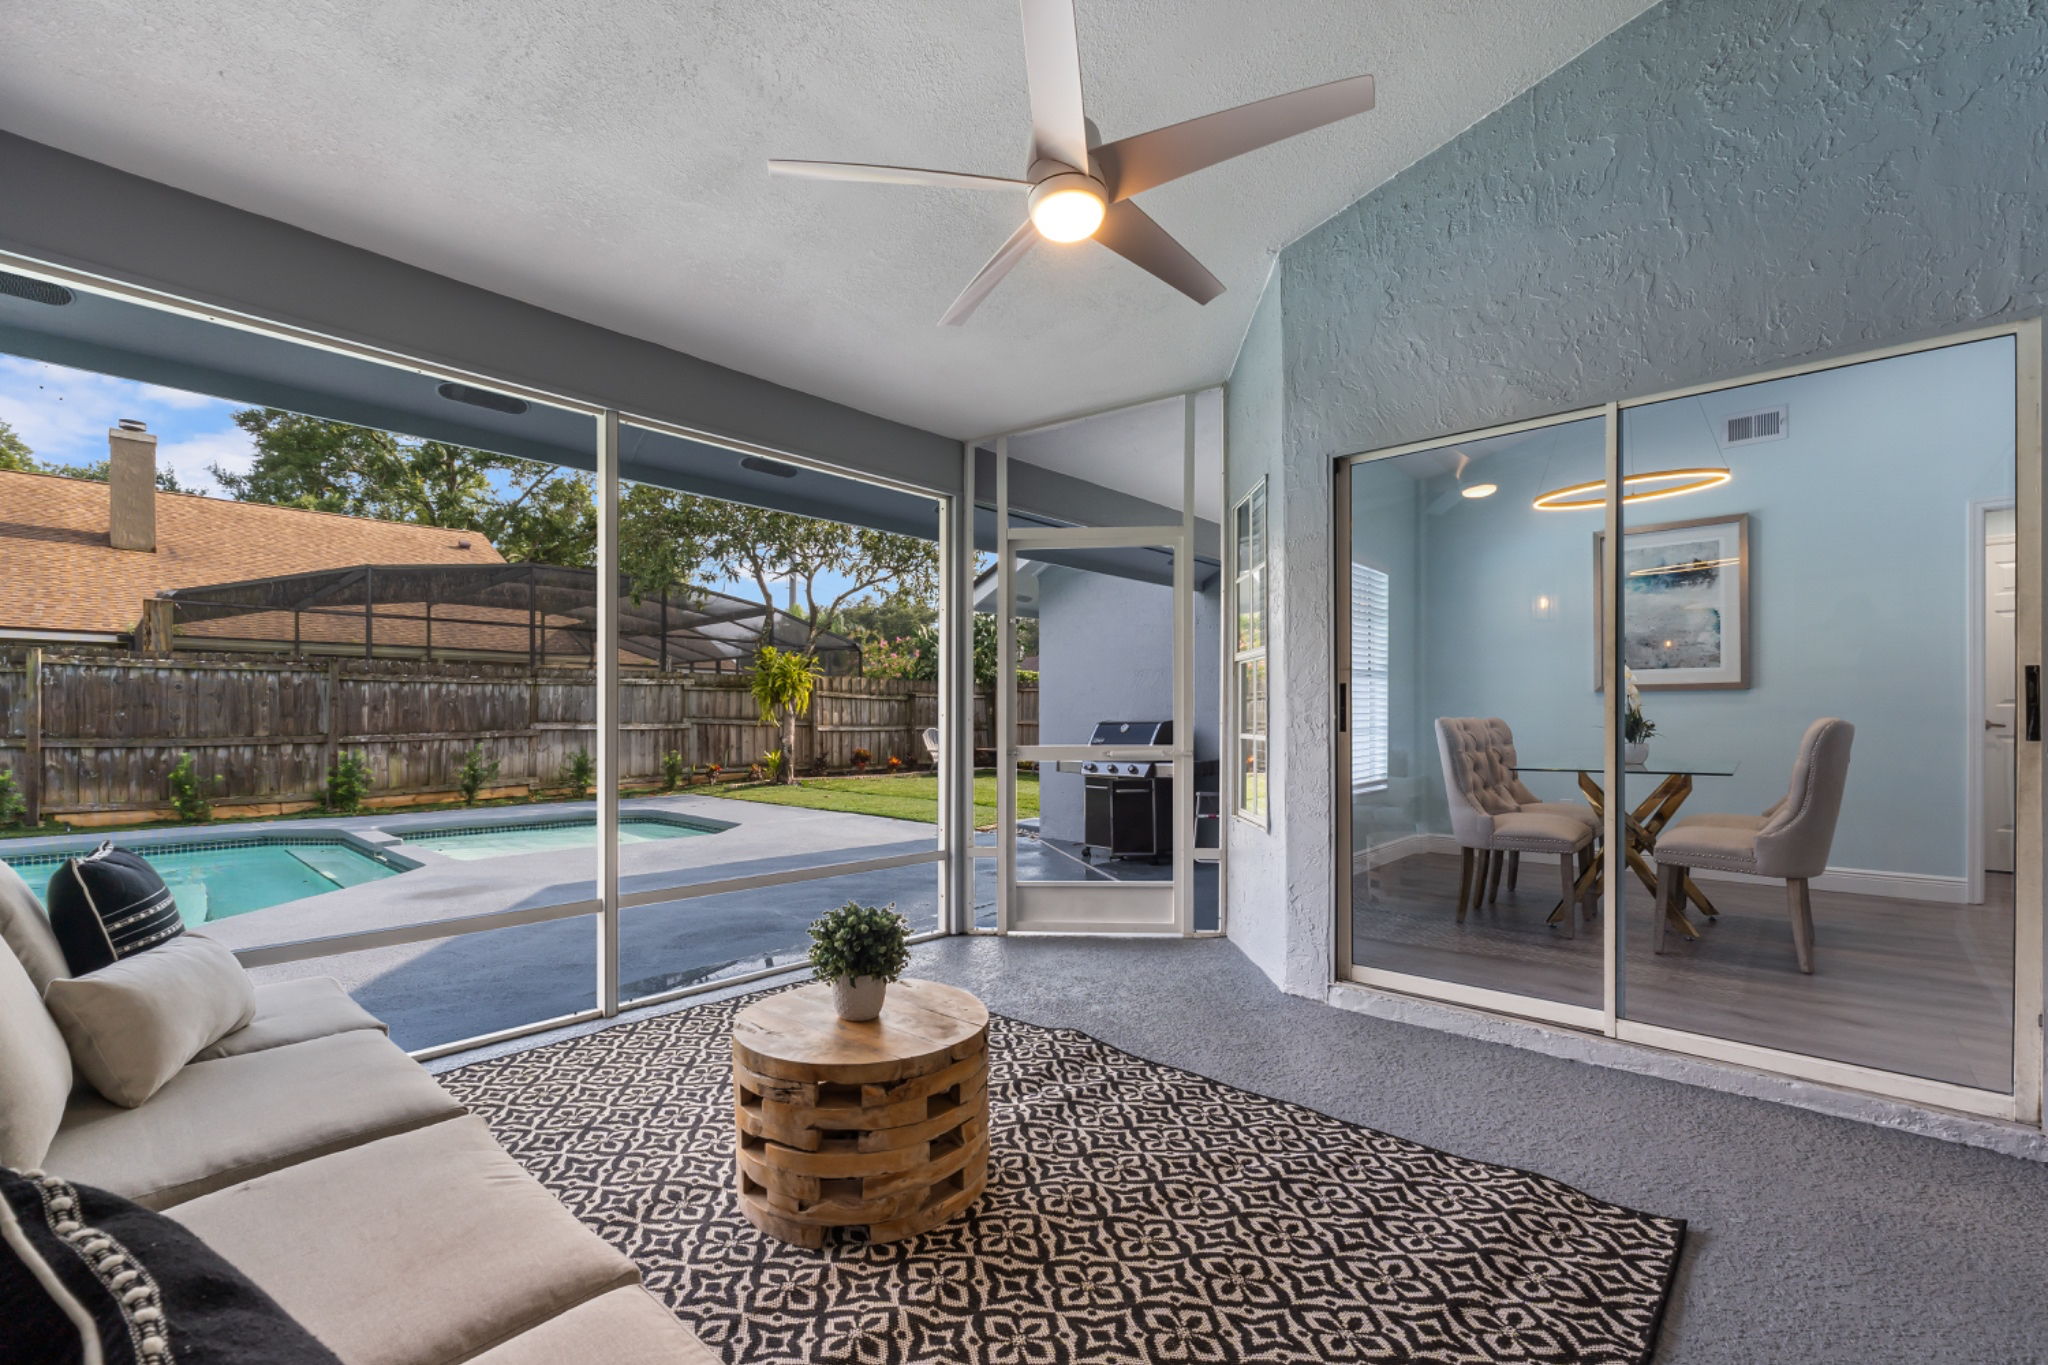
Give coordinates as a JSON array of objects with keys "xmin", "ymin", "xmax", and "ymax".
[{"xmin": 1337, "ymin": 322, "xmax": 2044, "ymax": 1121}]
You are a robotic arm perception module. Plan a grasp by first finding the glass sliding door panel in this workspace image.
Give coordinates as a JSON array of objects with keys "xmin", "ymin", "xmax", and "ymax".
[
  {"xmin": 1615, "ymin": 336, "xmax": 2018, "ymax": 1091},
  {"xmin": 1346, "ymin": 417, "xmax": 1607, "ymax": 1008}
]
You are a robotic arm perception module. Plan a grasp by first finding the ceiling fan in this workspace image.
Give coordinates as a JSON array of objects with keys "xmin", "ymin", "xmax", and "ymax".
[{"xmin": 767, "ymin": 0, "xmax": 1375, "ymax": 325}]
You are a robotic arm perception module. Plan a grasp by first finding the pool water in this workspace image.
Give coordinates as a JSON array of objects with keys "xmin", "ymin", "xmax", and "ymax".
[
  {"xmin": 398, "ymin": 815, "xmax": 713, "ymax": 861},
  {"xmin": 3, "ymin": 840, "xmax": 402, "ymax": 925}
]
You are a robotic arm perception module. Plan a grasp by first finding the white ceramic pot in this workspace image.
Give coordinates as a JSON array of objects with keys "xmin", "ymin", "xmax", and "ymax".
[
  {"xmin": 1624, "ymin": 741, "xmax": 1649, "ymax": 767},
  {"xmin": 831, "ymin": 974, "xmax": 887, "ymax": 1021}
]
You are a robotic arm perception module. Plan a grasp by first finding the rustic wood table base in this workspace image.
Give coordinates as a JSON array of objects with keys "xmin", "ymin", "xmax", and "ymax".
[{"xmin": 731, "ymin": 979, "xmax": 989, "ymax": 1249}]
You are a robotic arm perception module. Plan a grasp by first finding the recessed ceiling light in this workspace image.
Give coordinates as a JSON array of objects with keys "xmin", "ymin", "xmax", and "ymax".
[{"xmin": 1461, "ymin": 483, "xmax": 1498, "ymax": 499}]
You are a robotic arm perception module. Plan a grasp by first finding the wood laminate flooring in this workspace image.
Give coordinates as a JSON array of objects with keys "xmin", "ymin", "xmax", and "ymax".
[{"xmin": 1352, "ymin": 852, "xmax": 2015, "ymax": 1092}]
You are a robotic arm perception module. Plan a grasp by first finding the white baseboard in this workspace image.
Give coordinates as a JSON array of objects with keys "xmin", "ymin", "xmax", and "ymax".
[{"xmin": 1355, "ymin": 834, "xmax": 1974, "ymax": 905}]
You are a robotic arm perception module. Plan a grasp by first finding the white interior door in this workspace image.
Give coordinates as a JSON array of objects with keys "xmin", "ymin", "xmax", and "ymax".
[{"xmin": 1986, "ymin": 525, "xmax": 2018, "ymax": 874}]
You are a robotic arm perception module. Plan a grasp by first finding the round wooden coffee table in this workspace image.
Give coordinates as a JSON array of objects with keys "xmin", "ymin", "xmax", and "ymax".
[{"xmin": 731, "ymin": 978, "xmax": 989, "ymax": 1249}]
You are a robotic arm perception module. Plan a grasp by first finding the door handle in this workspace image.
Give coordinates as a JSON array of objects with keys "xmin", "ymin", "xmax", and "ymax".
[
  {"xmin": 2027, "ymin": 665, "xmax": 2040, "ymax": 742},
  {"xmin": 1337, "ymin": 681, "xmax": 1349, "ymax": 733},
  {"xmin": 1986, "ymin": 720, "xmax": 2008, "ymax": 730}
]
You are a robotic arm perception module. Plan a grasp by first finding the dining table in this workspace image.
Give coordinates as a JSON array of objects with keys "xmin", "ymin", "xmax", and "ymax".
[{"xmin": 1511, "ymin": 755, "xmax": 1739, "ymax": 941}]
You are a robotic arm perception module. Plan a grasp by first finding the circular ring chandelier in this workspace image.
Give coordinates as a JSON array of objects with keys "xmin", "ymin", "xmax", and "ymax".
[{"xmin": 1530, "ymin": 467, "xmax": 1731, "ymax": 511}]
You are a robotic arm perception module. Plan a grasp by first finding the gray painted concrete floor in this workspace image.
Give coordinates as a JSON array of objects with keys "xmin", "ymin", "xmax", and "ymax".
[{"xmin": 439, "ymin": 934, "xmax": 2048, "ymax": 1365}]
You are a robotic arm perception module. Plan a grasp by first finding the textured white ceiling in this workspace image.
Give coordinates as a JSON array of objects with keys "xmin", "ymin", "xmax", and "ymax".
[{"xmin": 0, "ymin": 0, "xmax": 1653, "ymax": 443}]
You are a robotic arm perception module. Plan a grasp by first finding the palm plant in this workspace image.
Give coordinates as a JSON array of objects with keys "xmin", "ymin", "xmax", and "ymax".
[{"xmin": 750, "ymin": 646, "xmax": 820, "ymax": 787}]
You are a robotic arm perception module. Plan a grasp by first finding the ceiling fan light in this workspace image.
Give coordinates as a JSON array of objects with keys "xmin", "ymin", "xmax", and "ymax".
[{"xmin": 1028, "ymin": 174, "xmax": 1107, "ymax": 242}]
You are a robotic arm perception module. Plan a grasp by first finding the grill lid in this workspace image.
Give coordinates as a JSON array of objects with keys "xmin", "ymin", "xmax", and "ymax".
[{"xmin": 1088, "ymin": 720, "xmax": 1171, "ymax": 746}]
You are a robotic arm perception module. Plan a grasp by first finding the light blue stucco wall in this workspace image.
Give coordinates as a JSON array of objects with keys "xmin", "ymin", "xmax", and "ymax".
[
  {"xmin": 1034, "ymin": 568, "xmax": 1221, "ymax": 844},
  {"xmin": 1227, "ymin": 0, "xmax": 2048, "ymax": 995}
]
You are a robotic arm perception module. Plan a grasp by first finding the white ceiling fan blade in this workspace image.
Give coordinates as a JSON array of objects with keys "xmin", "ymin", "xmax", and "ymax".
[
  {"xmin": 767, "ymin": 160, "xmax": 1029, "ymax": 192},
  {"xmin": 1092, "ymin": 73, "xmax": 1376, "ymax": 200},
  {"xmin": 1093, "ymin": 201, "xmax": 1224, "ymax": 305},
  {"xmin": 1019, "ymin": 0, "xmax": 1090, "ymax": 172},
  {"xmin": 939, "ymin": 220, "xmax": 1039, "ymax": 326}
]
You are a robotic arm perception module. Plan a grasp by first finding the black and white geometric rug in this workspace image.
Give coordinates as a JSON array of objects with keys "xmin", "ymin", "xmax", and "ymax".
[{"xmin": 442, "ymin": 992, "xmax": 1684, "ymax": 1364}]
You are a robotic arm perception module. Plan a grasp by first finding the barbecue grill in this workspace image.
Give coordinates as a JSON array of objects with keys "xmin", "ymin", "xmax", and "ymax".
[{"xmin": 1076, "ymin": 720, "xmax": 1217, "ymax": 861}]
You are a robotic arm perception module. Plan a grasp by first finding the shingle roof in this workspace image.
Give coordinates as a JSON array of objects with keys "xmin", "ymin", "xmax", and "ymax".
[{"xmin": 0, "ymin": 469, "xmax": 503, "ymax": 636}]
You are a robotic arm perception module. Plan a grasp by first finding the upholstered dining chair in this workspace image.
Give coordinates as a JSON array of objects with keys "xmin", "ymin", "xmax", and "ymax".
[
  {"xmin": 1651, "ymin": 718, "xmax": 1855, "ymax": 973},
  {"xmin": 1435, "ymin": 718, "xmax": 1598, "ymax": 935}
]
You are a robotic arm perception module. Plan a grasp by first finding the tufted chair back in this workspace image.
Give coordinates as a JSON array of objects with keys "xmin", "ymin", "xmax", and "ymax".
[
  {"xmin": 1753, "ymin": 718, "xmax": 1855, "ymax": 879},
  {"xmin": 1436, "ymin": 717, "xmax": 1527, "ymax": 845}
]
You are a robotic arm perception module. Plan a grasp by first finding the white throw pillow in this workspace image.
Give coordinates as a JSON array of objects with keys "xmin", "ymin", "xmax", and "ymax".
[{"xmin": 44, "ymin": 934, "xmax": 257, "ymax": 1108}]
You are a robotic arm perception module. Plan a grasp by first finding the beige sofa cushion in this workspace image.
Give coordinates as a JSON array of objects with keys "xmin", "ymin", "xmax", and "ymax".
[
  {"xmin": 0, "ymin": 943, "xmax": 72, "ymax": 1169},
  {"xmin": 170, "ymin": 1116, "xmax": 638, "ymax": 1365},
  {"xmin": 0, "ymin": 859, "xmax": 68, "ymax": 992},
  {"xmin": 44, "ymin": 1028, "xmax": 461, "ymax": 1209},
  {"xmin": 194, "ymin": 976, "xmax": 385, "ymax": 1061},
  {"xmin": 45, "ymin": 934, "xmax": 257, "ymax": 1107},
  {"xmin": 467, "ymin": 1287, "xmax": 721, "ymax": 1365}
]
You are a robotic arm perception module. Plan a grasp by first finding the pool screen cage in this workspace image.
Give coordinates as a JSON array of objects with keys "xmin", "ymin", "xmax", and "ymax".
[{"xmin": 161, "ymin": 562, "xmax": 865, "ymax": 675}]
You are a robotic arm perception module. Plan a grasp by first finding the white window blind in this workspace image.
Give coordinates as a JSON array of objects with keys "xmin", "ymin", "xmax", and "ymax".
[{"xmin": 1351, "ymin": 563, "xmax": 1390, "ymax": 792}]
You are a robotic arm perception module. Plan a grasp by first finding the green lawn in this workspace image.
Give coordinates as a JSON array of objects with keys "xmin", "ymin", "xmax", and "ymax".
[{"xmin": 697, "ymin": 770, "xmax": 1036, "ymax": 827}]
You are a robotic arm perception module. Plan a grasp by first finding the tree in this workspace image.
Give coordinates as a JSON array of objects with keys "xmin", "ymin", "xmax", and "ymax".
[
  {"xmin": 703, "ymin": 506, "xmax": 937, "ymax": 653},
  {"xmin": 0, "ymin": 419, "xmax": 32, "ymax": 471},
  {"xmin": 749, "ymin": 645, "xmax": 820, "ymax": 786},
  {"xmin": 43, "ymin": 456, "xmax": 190, "ymax": 493},
  {"xmin": 215, "ymin": 408, "xmax": 594, "ymax": 562}
]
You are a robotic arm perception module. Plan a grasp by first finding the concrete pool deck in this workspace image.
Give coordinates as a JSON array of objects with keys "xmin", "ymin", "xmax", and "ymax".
[{"xmin": 4, "ymin": 795, "xmax": 1214, "ymax": 1050}]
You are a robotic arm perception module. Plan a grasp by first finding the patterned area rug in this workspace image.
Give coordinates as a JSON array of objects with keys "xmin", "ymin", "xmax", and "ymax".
[{"xmin": 442, "ymin": 991, "xmax": 1684, "ymax": 1364}]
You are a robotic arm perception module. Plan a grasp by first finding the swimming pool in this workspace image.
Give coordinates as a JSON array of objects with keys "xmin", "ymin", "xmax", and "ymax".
[
  {"xmin": 2, "ymin": 837, "xmax": 409, "ymax": 926},
  {"xmin": 394, "ymin": 814, "xmax": 718, "ymax": 861}
]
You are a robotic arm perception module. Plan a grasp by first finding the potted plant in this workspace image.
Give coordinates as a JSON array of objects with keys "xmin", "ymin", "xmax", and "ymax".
[
  {"xmin": 806, "ymin": 901, "xmax": 912, "ymax": 1021},
  {"xmin": 851, "ymin": 747, "xmax": 872, "ymax": 771},
  {"xmin": 1624, "ymin": 668, "xmax": 1657, "ymax": 766},
  {"xmin": 885, "ymin": 755, "xmax": 903, "ymax": 772}
]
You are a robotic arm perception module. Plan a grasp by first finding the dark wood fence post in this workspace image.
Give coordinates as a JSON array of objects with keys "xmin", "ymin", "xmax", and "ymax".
[
  {"xmin": 321, "ymin": 658, "xmax": 341, "ymax": 793},
  {"xmin": 22, "ymin": 647, "xmax": 42, "ymax": 828}
]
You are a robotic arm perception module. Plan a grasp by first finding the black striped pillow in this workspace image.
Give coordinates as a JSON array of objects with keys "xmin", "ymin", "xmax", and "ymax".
[{"xmin": 45, "ymin": 845, "xmax": 184, "ymax": 977}]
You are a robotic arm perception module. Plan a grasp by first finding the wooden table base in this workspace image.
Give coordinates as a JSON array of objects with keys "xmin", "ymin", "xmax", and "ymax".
[{"xmin": 732, "ymin": 979, "xmax": 990, "ymax": 1249}]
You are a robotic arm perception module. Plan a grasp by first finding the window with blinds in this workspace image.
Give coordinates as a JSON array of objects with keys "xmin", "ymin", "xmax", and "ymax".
[{"xmin": 1350, "ymin": 563, "xmax": 1390, "ymax": 792}]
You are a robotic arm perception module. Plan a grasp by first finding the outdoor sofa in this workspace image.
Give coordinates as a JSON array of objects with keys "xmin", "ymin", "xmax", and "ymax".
[{"xmin": 0, "ymin": 862, "xmax": 717, "ymax": 1364}]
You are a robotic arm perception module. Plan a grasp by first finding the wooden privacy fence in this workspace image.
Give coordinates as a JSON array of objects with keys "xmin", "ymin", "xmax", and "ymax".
[{"xmin": 0, "ymin": 649, "xmax": 1038, "ymax": 824}]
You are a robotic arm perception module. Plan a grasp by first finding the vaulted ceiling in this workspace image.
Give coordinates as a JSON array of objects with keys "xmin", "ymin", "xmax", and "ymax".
[{"xmin": 0, "ymin": 1, "xmax": 1653, "ymax": 443}]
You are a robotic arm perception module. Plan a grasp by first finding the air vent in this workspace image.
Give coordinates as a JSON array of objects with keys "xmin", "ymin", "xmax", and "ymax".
[
  {"xmin": 436, "ymin": 382, "xmax": 528, "ymax": 415},
  {"xmin": 0, "ymin": 271, "xmax": 75, "ymax": 306},
  {"xmin": 740, "ymin": 455, "xmax": 800, "ymax": 479},
  {"xmin": 1721, "ymin": 405, "xmax": 1787, "ymax": 447}
]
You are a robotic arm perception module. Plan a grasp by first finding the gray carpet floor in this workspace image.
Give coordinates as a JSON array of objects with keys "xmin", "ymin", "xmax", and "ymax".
[{"xmin": 445, "ymin": 934, "xmax": 2048, "ymax": 1363}]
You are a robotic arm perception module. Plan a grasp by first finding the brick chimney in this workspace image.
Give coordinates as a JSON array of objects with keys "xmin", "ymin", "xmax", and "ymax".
[{"xmin": 108, "ymin": 419, "xmax": 156, "ymax": 552}]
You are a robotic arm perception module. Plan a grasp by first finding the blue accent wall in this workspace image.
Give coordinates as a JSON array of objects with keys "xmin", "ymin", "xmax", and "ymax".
[{"xmin": 1226, "ymin": 0, "xmax": 2048, "ymax": 988}]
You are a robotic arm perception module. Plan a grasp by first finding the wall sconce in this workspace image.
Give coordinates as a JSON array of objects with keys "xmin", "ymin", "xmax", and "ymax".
[{"xmin": 1530, "ymin": 593, "xmax": 1557, "ymax": 620}]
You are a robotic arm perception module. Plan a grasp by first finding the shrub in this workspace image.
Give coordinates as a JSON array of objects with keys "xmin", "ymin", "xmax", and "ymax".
[
  {"xmin": 167, "ymin": 752, "xmax": 213, "ymax": 823},
  {"xmin": 661, "ymin": 750, "xmax": 686, "ymax": 792},
  {"xmin": 806, "ymin": 902, "xmax": 911, "ymax": 984},
  {"xmin": 562, "ymin": 747, "xmax": 595, "ymax": 799},
  {"xmin": 885, "ymin": 755, "xmax": 903, "ymax": 772},
  {"xmin": 458, "ymin": 744, "xmax": 500, "ymax": 806},
  {"xmin": 324, "ymin": 751, "xmax": 372, "ymax": 815},
  {"xmin": 0, "ymin": 768, "xmax": 26, "ymax": 828},
  {"xmin": 748, "ymin": 761, "xmax": 766, "ymax": 783},
  {"xmin": 707, "ymin": 763, "xmax": 723, "ymax": 781},
  {"xmin": 763, "ymin": 750, "xmax": 787, "ymax": 784},
  {"xmin": 851, "ymin": 748, "xmax": 872, "ymax": 769}
]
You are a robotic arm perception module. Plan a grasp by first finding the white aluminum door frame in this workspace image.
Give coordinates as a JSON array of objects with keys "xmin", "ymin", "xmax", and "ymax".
[
  {"xmin": 1334, "ymin": 319, "xmax": 2046, "ymax": 1126},
  {"xmin": 994, "ymin": 394, "xmax": 1198, "ymax": 935}
]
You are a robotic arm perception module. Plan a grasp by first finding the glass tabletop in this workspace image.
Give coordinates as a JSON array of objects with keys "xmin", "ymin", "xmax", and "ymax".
[{"xmin": 1513, "ymin": 757, "xmax": 1739, "ymax": 777}]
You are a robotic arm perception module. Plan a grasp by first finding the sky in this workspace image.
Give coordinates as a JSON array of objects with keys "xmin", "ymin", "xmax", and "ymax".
[
  {"xmin": 0, "ymin": 353, "xmax": 256, "ymax": 494},
  {"xmin": 0, "ymin": 350, "xmax": 874, "ymax": 611}
]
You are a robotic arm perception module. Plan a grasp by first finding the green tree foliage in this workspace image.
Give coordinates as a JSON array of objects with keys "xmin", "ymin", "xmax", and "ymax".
[
  {"xmin": 324, "ymin": 752, "xmax": 372, "ymax": 814},
  {"xmin": 0, "ymin": 419, "xmax": 33, "ymax": 471},
  {"xmin": 561, "ymin": 748, "xmax": 595, "ymax": 799},
  {"xmin": 749, "ymin": 645, "xmax": 821, "ymax": 786},
  {"xmin": 216, "ymin": 408, "xmax": 595, "ymax": 564},
  {"xmin": 166, "ymin": 753, "xmax": 214, "ymax": 823}
]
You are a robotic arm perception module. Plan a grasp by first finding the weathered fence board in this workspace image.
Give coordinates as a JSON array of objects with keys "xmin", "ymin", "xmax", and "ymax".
[{"xmin": 0, "ymin": 649, "xmax": 1032, "ymax": 820}]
